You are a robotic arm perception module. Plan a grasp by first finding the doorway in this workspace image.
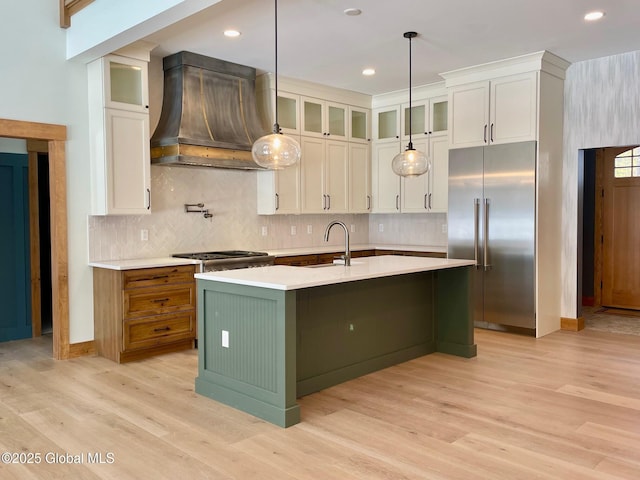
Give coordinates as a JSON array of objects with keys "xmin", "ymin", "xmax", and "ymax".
[
  {"xmin": 0, "ymin": 119, "xmax": 69, "ymax": 359},
  {"xmin": 581, "ymin": 145, "xmax": 640, "ymax": 318},
  {"xmin": 0, "ymin": 153, "xmax": 31, "ymax": 342}
]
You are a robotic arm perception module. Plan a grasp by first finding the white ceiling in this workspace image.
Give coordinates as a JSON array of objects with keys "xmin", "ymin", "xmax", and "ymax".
[{"xmin": 143, "ymin": 0, "xmax": 640, "ymax": 95}]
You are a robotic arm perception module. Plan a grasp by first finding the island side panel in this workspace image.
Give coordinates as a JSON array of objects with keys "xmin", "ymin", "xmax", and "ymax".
[
  {"xmin": 296, "ymin": 272, "xmax": 436, "ymax": 397},
  {"xmin": 195, "ymin": 279, "xmax": 300, "ymax": 427},
  {"xmin": 435, "ymin": 266, "xmax": 477, "ymax": 358}
]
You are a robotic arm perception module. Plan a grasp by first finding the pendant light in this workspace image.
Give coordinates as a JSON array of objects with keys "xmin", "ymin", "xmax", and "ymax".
[
  {"xmin": 392, "ymin": 31, "xmax": 430, "ymax": 177},
  {"xmin": 251, "ymin": 0, "xmax": 301, "ymax": 169}
]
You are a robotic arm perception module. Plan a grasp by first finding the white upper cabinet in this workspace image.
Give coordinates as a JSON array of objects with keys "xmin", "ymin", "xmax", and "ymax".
[
  {"xmin": 301, "ymin": 97, "xmax": 348, "ymax": 141},
  {"xmin": 489, "ymin": 73, "xmax": 537, "ymax": 145},
  {"xmin": 373, "ymin": 105, "xmax": 401, "ymax": 142},
  {"xmin": 275, "ymin": 91, "xmax": 301, "ymax": 135},
  {"xmin": 400, "ymin": 95, "xmax": 448, "ymax": 140},
  {"xmin": 256, "ymin": 73, "xmax": 372, "ymax": 215},
  {"xmin": 88, "ymin": 50, "xmax": 152, "ymax": 215},
  {"xmin": 442, "ymin": 52, "xmax": 568, "ymax": 149},
  {"xmin": 300, "ymin": 137, "xmax": 349, "ymax": 214},
  {"xmin": 349, "ymin": 106, "xmax": 371, "ymax": 144},
  {"xmin": 349, "ymin": 143, "xmax": 371, "ymax": 213},
  {"xmin": 104, "ymin": 55, "xmax": 149, "ymax": 113},
  {"xmin": 447, "ymin": 73, "xmax": 537, "ymax": 148},
  {"xmin": 257, "ymin": 134, "xmax": 302, "ymax": 215}
]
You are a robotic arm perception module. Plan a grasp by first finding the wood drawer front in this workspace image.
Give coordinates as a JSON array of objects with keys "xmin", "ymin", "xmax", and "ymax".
[
  {"xmin": 123, "ymin": 265, "xmax": 195, "ymax": 289},
  {"xmin": 124, "ymin": 284, "xmax": 195, "ymax": 318},
  {"xmin": 123, "ymin": 312, "xmax": 195, "ymax": 351}
]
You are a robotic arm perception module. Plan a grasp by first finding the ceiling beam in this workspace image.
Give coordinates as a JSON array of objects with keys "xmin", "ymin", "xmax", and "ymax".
[{"xmin": 60, "ymin": 0, "xmax": 95, "ymax": 28}]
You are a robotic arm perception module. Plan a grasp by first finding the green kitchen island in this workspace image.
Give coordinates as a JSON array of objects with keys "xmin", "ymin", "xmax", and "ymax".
[{"xmin": 194, "ymin": 255, "xmax": 476, "ymax": 427}]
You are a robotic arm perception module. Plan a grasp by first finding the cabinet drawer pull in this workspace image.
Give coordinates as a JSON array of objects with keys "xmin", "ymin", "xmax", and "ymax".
[
  {"xmin": 151, "ymin": 298, "xmax": 170, "ymax": 303},
  {"xmin": 490, "ymin": 123, "xmax": 494, "ymax": 143},
  {"xmin": 367, "ymin": 195, "xmax": 371, "ymax": 210},
  {"xmin": 133, "ymin": 274, "xmax": 169, "ymax": 282},
  {"xmin": 429, "ymin": 193, "xmax": 432, "ymax": 210},
  {"xmin": 153, "ymin": 326, "xmax": 171, "ymax": 332},
  {"xmin": 483, "ymin": 124, "xmax": 488, "ymax": 143},
  {"xmin": 275, "ymin": 193, "xmax": 279, "ymax": 210}
]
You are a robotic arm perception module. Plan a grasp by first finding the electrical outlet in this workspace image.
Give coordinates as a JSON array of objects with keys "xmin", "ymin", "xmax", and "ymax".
[
  {"xmin": 378, "ymin": 223, "xmax": 384, "ymax": 233},
  {"xmin": 290, "ymin": 225, "xmax": 297, "ymax": 235},
  {"xmin": 307, "ymin": 224, "xmax": 313, "ymax": 234},
  {"xmin": 261, "ymin": 226, "xmax": 268, "ymax": 236},
  {"xmin": 350, "ymin": 224, "xmax": 355, "ymax": 233},
  {"xmin": 442, "ymin": 223, "xmax": 447, "ymax": 233},
  {"xmin": 221, "ymin": 330, "xmax": 229, "ymax": 348},
  {"xmin": 140, "ymin": 229, "xmax": 148, "ymax": 241}
]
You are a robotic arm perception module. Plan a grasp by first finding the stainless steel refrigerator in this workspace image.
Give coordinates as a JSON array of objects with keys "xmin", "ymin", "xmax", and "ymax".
[{"xmin": 447, "ymin": 141, "xmax": 536, "ymax": 331}]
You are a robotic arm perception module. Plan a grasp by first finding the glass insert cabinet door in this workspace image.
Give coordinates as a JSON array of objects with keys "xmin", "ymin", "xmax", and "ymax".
[
  {"xmin": 301, "ymin": 97, "xmax": 347, "ymax": 140},
  {"xmin": 349, "ymin": 106, "xmax": 370, "ymax": 143},
  {"xmin": 104, "ymin": 55, "xmax": 149, "ymax": 111}
]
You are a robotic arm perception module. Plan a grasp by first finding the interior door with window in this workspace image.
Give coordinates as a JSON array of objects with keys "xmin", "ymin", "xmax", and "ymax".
[
  {"xmin": 0, "ymin": 153, "xmax": 32, "ymax": 341},
  {"xmin": 602, "ymin": 146, "xmax": 640, "ymax": 309}
]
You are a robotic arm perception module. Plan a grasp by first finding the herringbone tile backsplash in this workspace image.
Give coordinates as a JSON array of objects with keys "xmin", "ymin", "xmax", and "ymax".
[{"xmin": 88, "ymin": 165, "xmax": 447, "ymax": 261}]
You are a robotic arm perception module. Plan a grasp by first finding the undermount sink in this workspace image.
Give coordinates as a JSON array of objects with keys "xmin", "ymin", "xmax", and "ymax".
[{"xmin": 304, "ymin": 260, "xmax": 364, "ymax": 268}]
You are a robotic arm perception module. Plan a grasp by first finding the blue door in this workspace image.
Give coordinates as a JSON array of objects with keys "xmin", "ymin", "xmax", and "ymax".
[{"xmin": 0, "ymin": 153, "xmax": 31, "ymax": 342}]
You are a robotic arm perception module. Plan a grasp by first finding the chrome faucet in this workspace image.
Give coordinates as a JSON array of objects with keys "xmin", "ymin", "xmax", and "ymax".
[{"xmin": 324, "ymin": 220, "xmax": 351, "ymax": 266}]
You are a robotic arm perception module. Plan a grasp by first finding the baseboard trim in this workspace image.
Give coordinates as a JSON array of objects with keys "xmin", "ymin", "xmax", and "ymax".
[
  {"xmin": 68, "ymin": 340, "xmax": 96, "ymax": 358},
  {"xmin": 561, "ymin": 317, "xmax": 585, "ymax": 332}
]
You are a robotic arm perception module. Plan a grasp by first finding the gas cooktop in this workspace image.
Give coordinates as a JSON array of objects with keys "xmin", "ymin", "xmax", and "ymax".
[{"xmin": 172, "ymin": 250, "xmax": 270, "ymax": 261}]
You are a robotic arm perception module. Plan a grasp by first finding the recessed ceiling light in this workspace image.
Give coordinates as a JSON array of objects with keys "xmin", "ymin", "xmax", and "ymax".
[
  {"xmin": 224, "ymin": 30, "xmax": 241, "ymax": 38},
  {"xmin": 362, "ymin": 68, "xmax": 376, "ymax": 76},
  {"xmin": 344, "ymin": 8, "xmax": 362, "ymax": 16},
  {"xmin": 584, "ymin": 11, "xmax": 605, "ymax": 21}
]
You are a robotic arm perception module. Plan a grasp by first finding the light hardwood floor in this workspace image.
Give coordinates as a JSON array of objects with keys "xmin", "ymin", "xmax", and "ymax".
[{"xmin": 1, "ymin": 328, "xmax": 640, "ymax": 479}]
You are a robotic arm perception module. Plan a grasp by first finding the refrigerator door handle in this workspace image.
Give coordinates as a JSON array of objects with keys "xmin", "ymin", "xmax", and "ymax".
[
  {"xmin": 474, "ymin": 198, "xmax": 480, "ymax": 269},
  {"xmin": 484, "ymin": 198, "xmax": 491, "ymax": 271}
]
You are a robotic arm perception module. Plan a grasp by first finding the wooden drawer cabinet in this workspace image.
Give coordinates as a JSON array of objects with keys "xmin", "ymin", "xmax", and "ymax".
[
  {"xmin": 124, "ymin": 284, "xmax": 195, "ymax": 318},
  {"xmin": 123, "ymin": 312, "xmax": 195, "ymax": 351},
  {"xmin": 93, "ymin": 264, "xmax": 196, "ymax": 363}
]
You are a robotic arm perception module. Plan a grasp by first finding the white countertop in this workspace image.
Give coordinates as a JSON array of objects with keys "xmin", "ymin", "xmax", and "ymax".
[
  {"xmin": 88, "ymin": 244, "xmax": 447, "ymax": 270},
  {"xmin": 88, "ymin": 257, "xmax": 201, "ymax": 270},
  {"xmin": 195, "ymin": 255, "xmax": 474, "ymax": 291},
  {"xmin": 266, "ymin": 244, "xmax": 446, "ymax": 256}
]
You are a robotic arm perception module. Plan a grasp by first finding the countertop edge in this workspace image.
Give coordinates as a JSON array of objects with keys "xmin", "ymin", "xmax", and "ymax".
[
  {"xmin": 195, "ymin": 257, "xmax": 474, "ymax": 291},
  {"xmin": 89, "ymin": 257, "xmax": 201, "ymax": 271}
]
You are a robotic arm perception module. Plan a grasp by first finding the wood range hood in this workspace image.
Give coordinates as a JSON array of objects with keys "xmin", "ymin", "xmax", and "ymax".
[{"xmin": 150, "ymin": 51, "xmax": 269, "ymax": 170}]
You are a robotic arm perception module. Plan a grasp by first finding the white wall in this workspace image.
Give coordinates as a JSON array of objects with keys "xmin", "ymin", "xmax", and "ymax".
[
  {"xmin": 2, "ymin": 1, "xmax": 95, "ymax": 343},
  {"xmin": 562, "ymin": 50, "xmax": 640, "ymax": 319}
]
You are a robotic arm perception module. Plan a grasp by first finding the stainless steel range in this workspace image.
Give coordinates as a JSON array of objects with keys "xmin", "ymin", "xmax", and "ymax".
[{"xmin": 172, "ymin": 250, "xmax": 275, "ymax": 272}]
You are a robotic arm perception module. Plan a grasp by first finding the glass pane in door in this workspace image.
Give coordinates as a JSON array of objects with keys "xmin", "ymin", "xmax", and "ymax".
[
  {"xmin": 109, "ymin": 61, "xmax": 143, "ymax": 106},
  {"xmin": 378, "ymin": 110, "xmax": 397, "ymax": 139},
  {"xmin": 432, "ymin": 101, "xmax": 448, "ymax": 132},
  {"xmin": 404, "ymin": 105, "xmax": 425, "ymax": 136},
  {"xmin": 277, "ymin": 96, "xmax": 297, "ymax": 130},
  {"xmin": 351, "ymin": 110, "xmax": 367, "ymax": 140},
  {"xmin": 328, "ymin": 105, "xmax": 345, "ymax": 136},
  {"xmin": 303, "ymin": 100, "xmax": 322, "ymax": 134}
]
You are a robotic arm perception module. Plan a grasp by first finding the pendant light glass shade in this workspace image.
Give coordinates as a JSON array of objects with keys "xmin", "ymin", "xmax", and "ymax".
[
  {"xmin": 252, "ymin": 127, "xmax": 301, "ymax": 169},
  {"xmin": 251, "ymin": 0, "xmax": 301, "ymax": 170},
  {"xmin": 392, "ymin": 31, "xmax": 430, "ymax": 177},
  {"xmin": 392, "ymin": 143, "xmax": 430, "ymax": 176}
]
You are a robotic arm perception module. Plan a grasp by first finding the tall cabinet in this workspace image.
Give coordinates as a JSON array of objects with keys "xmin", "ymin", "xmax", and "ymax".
[
  {"xmin": 88, "ymin": 45, "xmax": 153, "ymax": 215},
  {"xmin": 441, "ymin": 50, "xmax": 570, "ymax": 337},
  {"xmin": 256, "ymin": 74, "xmax": 371, "ymax": 215},
  {"xmin": 371, "ymin": 84, "xmax": 449, "ymax": 214}
]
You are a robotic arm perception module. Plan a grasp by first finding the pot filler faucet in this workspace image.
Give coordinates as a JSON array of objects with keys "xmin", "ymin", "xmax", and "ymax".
[{"xmin": 324, "ymin": 221, "xmax": 351, "ymax": 266}]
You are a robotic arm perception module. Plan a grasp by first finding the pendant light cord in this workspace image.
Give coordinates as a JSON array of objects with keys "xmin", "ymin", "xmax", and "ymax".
[
  {"xmin": 407, "ymin": 32, "xmax": 413, "ymax": 150},
  {"xmin": 273, "ymin": 0, "xmax": 280, "ymax": 134}
]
